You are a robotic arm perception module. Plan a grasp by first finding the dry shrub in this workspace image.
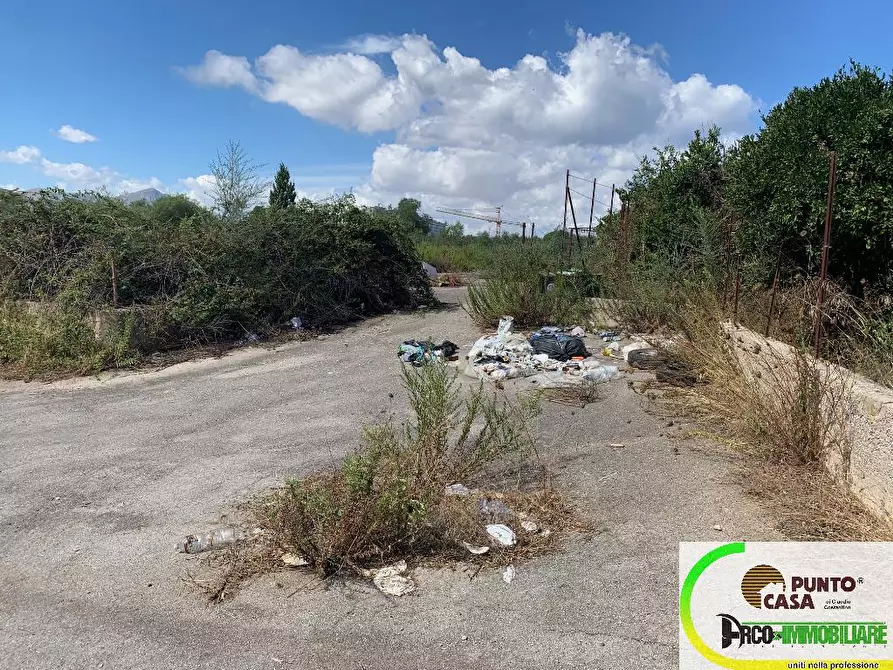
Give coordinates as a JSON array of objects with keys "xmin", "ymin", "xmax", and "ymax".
[
  {"xmin": 643, "ymin": 285, "xmax": 893, "ymax": 540},
  {"xmin": 191, "ymin": 362, "xmax": 580, "ymax": 602}
]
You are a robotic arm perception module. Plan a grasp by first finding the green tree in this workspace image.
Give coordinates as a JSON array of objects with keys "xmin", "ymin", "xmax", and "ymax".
[
  {"xmin": 728, "ymin": 62, "xmax": 893, "ymax": 293},
  {"xmin": 623, "ymin": 126, "xmax": 727, "ymax": 278},
  {"xmin": 396, "ymin": 198, "xmax": 432, "ymax": 235},
  {"xmin": 269, "ymin": 162, "xmax": 297, "ymax": 209}
]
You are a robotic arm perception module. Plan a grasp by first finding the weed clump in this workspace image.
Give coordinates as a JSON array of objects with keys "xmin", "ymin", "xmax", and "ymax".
[{"xmin": 192, "ymin": 363, "xmax": 578, "ymax": 601}]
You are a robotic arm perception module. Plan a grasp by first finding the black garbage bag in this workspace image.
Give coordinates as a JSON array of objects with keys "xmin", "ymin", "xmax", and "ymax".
[{"xmin": 529, "ymin": 333, "xmax": 588, "ymax": 361}]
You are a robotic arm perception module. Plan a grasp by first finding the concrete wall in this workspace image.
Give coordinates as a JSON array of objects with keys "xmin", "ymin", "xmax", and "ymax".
[{"xmin": 726, "ymin": 324, "xmax": 893, "ymax": 521}]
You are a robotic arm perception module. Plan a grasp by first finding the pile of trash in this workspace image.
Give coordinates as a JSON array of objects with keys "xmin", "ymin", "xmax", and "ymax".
[
  {"xmin": 397, "ymin": 339, "xmax": 459, "ymax": 366},
  {"xmin": 465, "ymin": 316, "xmax": 620, "ymax": 386}
]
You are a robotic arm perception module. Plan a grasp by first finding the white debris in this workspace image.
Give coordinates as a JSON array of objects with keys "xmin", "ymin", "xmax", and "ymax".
[
  {"xmin": 502, "ymin": 565, "xmax": 517, "ymax": 584},
  {"xmin": 281, "ymin": 553, "xmax": 309, "ymax": 567},
  {"xmin": 486, "ymin": 524, "xmax": 517, "ymax": 547},
  {"xmin": 445, "ymin": 483, "xmax": 472, "ymax": 496},
  {"xmin": 569, "ymin": 326, "xmax": 585, "ymax": 337},
  {"xmin": 461, "ymin": 541, "xmax": 490, "ymax": 555},
  {"xmin": 520, "ymin": 519, "xmax": 539, "ymax": 533},
  {"xmin": 371, "ymin": 560, "xmax": 416, "ymax": 596}
]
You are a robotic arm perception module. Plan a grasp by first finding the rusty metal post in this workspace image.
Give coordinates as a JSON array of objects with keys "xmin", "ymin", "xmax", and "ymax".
[
  {"xmin": 562, "ymin": 169, "xmax": 569, "ymax": 235},
  {"xmin": 813, "ymin": 152, "xmax": 837, "ymax": 359},
  {"xmin": 588, "ymin": 178, "xmax": 596, "ymax": 242},
  {"xmin": 733, "ymin": 252, "xmax": 742, "ymax": 324},
  {"xmin": 765, "ymin": 243, "xmax": 783, "ymax": 337},
  {"xmin": 567, "ymin": 187, "xmax": 582, "ymax": 259}
]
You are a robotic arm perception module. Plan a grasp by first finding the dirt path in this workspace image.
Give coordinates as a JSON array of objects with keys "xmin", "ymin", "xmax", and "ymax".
[{"xmin": 0, "ymin": 288, "xmax": 780, "ymax": 669}]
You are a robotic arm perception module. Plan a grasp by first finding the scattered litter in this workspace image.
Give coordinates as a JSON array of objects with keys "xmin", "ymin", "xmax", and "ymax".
[
  {"xmin": 520, "ymin": 519, "xmax": 539, "ymax": 533},
  {"xmin": 478, "ymin": 497, "xmax": 513, "ymax": 522},
  {"xmin": 398, "ymin": 340, "xmax": 459, "ymax": 366},
  {"xmin": 289, "ymin": 316, "xmax": 303, "ymax": 330},
  {"xmin": 582, "ymin": 364, "xmax": 620, "ymax": 383},
  {"xmin": 529, "ymin": 331, "xmax": 588, "ymax": 361},
  {"xmin": 621, "ymin": 342, "xmax": 651, "ymax": 361},
  {"xmin": 541, "ymin": 529, "xmax": 552, "ymax": 538},
  {"xmin": 608, "ymin": 443, "xmax": 625, "ymax": 449},
  {"xmin": 467, "ymin": 316, "xmax": 622, "ymax": 385},
  {"xmin": 486, "ymin": 524, "xmax": 517, "ymax": 546},
  {"xmin": 421, "ymin": 261, "xmax": 438, "ymax": 279},
  {"xmin": 445, "ymin": 483, "xmax": 472, "ymax": 496},
  {"xmin": 605, "ymin": 341, "xmax": 620, "ymax": 352},
  {"xmin": 627, "ymin": 348, "xmax": 664, "ymax": 369},
  {"xmin": 371, "ymin": 560, "xmax": 416, "ymax": 596},
  {"xmin": 569, "ymin": 326, "xmax": 585, "ymax": 337},
  {"xmin": 713, "ymin": 525, "xmax": 724, "ymax": 532},
  {"xmin": 176, "ymin": 526, "xmax": 244, "ymax": 554},
  {"xmin": 502, "ymin": 565, "xmax": 517, "ymax": 584},
  {"xmin": 461, "ymin": 541, "xmax": 490, "ymax": 555},
  {"xmin": 281, "ymin": 552, "xmax": 309, "ymax": 567}
]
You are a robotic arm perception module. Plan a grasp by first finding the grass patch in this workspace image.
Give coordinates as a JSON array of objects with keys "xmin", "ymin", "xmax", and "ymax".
[
  {"xmin": 0, "ymin": 300, "xmax": 138, "ymax": 379},
  {"xmin": 624, "ymin": 282, "xmax": 893, "ymax": 541},
  {"xmin": 189, "ymin": 362, "xmax": 581, "ymax": 602}
]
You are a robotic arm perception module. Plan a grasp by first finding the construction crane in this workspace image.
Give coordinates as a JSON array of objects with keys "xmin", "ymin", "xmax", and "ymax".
[{"xmin": 435, "ymin": 206, "xmax": 534, "ymax": 240}]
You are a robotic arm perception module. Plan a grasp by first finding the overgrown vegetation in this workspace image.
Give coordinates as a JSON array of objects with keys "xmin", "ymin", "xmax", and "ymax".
[
  {"xmin": 0, "ymin": 147, "xmax": 432, "ymax": 378},
  {"xmin": 192, "ymin": 363, "xmax": 579, "ymax": 602}
]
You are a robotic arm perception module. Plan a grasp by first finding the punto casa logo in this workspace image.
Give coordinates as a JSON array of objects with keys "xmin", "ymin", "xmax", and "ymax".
[{"xmin": 741, "ymin": 563, "xmax": 860, "ymax": 610}]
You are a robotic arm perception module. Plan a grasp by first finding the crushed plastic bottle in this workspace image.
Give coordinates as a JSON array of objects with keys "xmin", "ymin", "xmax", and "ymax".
[
  {"xmin": 176, "ymin": 526, "xmax": 245, "ymax": 554},
  {"xmin": 497, "ymin": 316, "xmax": 514, "ymax": 339},
  {"xmin": 582, "ymin": 364, "xmax": 620, "ymax": 383}
]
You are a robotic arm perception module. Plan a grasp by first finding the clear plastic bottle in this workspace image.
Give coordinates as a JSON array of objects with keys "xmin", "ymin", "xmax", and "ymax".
[{"xmin": 176, "ymin": 527, "xmax": 244, "ymax": 554}]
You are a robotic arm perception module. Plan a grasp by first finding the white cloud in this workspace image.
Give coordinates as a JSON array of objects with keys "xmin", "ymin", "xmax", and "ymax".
[
  {"xmin": 180, "ymin": 30, "xmax": 756, "ymax": 231},
  {"xmin": 179, "ymin": 50, "xmax": 258, "ymax": 91},
  {"xmin": 0, "ymin": 144, "xmax": 166, "ymax": 196},
  {"xmin": 55, "ymin": 125, "xmax": 98, "ymax": 143},
  {"xmin": 339, "ymin": 34, "xmax": 403, "ymax": 55},
  {"xmin": 0, "ymin": 145, "xmax": 42, "ymax": 164},
  {"xmin": 178, "ymin": 174, "xmax": 217, "ymax": 205}
]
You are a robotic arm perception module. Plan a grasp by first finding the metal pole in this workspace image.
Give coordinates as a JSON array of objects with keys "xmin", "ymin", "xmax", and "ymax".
[
  {"xmin": 608, "ymin": 184, "xmax": 615, "ymax": 221},
  {"xmin": 813, "ymin": 151, "xmax": 837, "ymax": 359},
  {"xmin": 496, "ymin": 206, "xmax": 501, "ymax": 238},
  {"xmin": 588, "ymin": 178, "xmax": 596, "ymax": 242},
  {"xmin": 567, "ymin": 187, "xmax": 582, "ymax": 261},
  {"xmin": 562, "ymin": 169, "xmax": 569, "ymax": 235},
  {"xmin": 521, "ymin": 221, "xmax": 526, "ymax": 242},
  {"xmin": 765, "ymin": 243, "xmax": 783, "ymax": 337},
  {"xmin": 530, "ymin": 222, "xmax": 535, "ymax": 238}
]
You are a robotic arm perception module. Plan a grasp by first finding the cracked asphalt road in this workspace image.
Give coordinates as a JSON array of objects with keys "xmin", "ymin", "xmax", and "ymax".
[{"xmin": 0, "ymin": 288, "xmax": 780, "ymax": 669}]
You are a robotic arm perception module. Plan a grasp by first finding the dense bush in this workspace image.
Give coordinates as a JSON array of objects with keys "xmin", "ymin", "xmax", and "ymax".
[
  {"xmin": 728, "ymin": 63, "xmax": 893, "ymax": 295},
  {"xmin": 0, "ymin": 189, "xmax": 432, "ymax": 375}
]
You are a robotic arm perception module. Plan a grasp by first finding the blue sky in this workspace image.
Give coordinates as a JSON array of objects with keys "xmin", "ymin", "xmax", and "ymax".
[{"xmin": 2, "ymin": 0, "xmax": 890, "ymax": 228}]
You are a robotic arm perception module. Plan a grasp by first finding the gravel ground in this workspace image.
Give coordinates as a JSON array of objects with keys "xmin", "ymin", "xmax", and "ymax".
[{"xmin": 0, "ymin": 287, "xmax": 780, "ymax": 669}]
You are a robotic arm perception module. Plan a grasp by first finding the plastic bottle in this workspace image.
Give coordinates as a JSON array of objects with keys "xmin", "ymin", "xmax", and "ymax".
[
  {"xmin": 176, "ymin": 526, "xmax": 245, "ymax": 554},
  {"xmin": 582, "ymin": 364, "xmax": 620, "ymax": 383}
]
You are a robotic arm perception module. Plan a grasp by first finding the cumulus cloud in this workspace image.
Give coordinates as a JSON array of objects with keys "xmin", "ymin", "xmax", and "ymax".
[
  {"xmin": 0, "ymin": 144, "xmax": 165, "ymax": 195},
  {"xmin": 180, "ymin": 50, "xmax": 258, "ymax": 91},
  {"xmin": 0, "ymin": 145, "xmax": 42, "ymax": 164},
  {"xmin": 55, "ymin": 125, "xmax": 98, "ymax": 143},
  {"xmin": 180, "ymin": 30, "xmax": 756, "ymax": 230},
  {"xmin": 338, "ymin": 34, "xmax": 404, "ymax": 55}
]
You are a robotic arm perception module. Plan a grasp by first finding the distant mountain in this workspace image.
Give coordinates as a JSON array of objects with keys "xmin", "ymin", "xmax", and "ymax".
[{"xmin": 120, "ymin": 188, "xmax": 165, "ymax": 204}]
